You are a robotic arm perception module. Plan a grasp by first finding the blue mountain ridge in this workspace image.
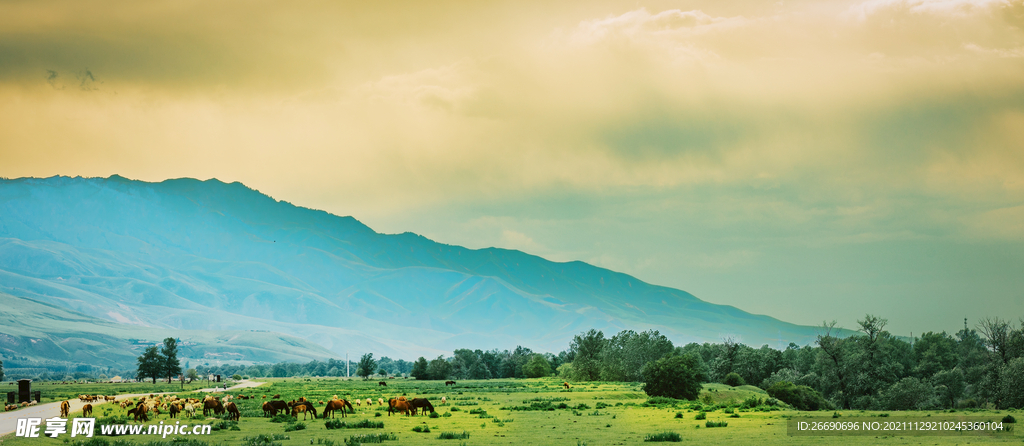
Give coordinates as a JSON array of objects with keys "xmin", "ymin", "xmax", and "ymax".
[{"xmin": 0, "ymin": 175, "xmax": 825, "ymax": 363}]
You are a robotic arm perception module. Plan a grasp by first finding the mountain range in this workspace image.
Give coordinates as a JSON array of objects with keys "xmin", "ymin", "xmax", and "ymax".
[{"xmin": 0, "ymin": 175, "xmax": 827, "ymax": 367}]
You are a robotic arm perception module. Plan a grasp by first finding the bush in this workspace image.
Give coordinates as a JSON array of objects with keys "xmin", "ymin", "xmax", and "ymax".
[
  {"xmin": 1002, "ymin": 415, "xmax": 1016, "ymax": 423},
  {"xmin": 343, "ymin": 433, "xmax": 396, "ymax": 445},
  {"xmin": 325, "ymin": 419, "xmax": 384, "ymax": 429},
  {"xmin": 437, "ymin": 431, "xmax": 470, "ymax": 440},
  {"xmin": 766, "ymin": 381, "xmax": 831, "ymax": 411},
  {"xmin": 642, "ymin": 354, "xmax": 706, "ymax": 400},
  {"xmin": 412, "ymin": 425, "xmax": 431, "ymax": 433},
  {"xmin": 643, "ymin": 432, "xmax": 682, "ymax": 442},
  {"xmin": 283, "ymin": 422, "xmax": 305, "ymax": 432},
  {"xmin": 428, "ymin": 411, "xmax": 439, "ymax": 418},
  {"xmin": 269, "ymin": 414, "xmax": 293, "ymax": 423},
  {"xmin": 674, "ymin": 412, "xmax": 683, "ymax": 418},
  {"xmin": 695, "ymin": 412, "xmax": 706, "ymax": 420},
  {"xmin": 705, "ymin": 420, "xmax": 728, "ymax": 428},
  {"xmin": 723, "ymin": 373, "xmax": 745, "ymax": 387}
]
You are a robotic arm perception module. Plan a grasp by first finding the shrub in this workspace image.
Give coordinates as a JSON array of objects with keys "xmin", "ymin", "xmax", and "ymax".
[
  {"xmin": 723, "ymin": 373, "xmax": 745, "ymax": 387},
  {"xmin": 412, "ymin": 426, "xmax": 431, "ymax": 433},
  {"xmin": 766, "ymin": 381, "xmax": 831, "ymax": 411},
  {"xmin": 695, "ymin": 412, "xmax": 706, "ymax": 420},
  {"xmin": 1002, "ymin": 415, "xmax": 1015, "ymax": 423},
  {"xmin": 429, "ymin": 411, "xmax": 439, "ymax": 418},
  {"xmin": 643, "ymin": 432, "xmax": 682, "ymax": 442},
  {"xmin": 647, "ymin": 397, "xmax": 678, "ymax": 405},
  {"xmin": 642, "ymin": 354, "xmax": 706, "ymax": 400},
  {"xmin": 705, "ymin": 420, "xmax": 728, "ymax": 428},
  {"xmin": 269, "ymin": 414, "xmax": 293, "ymax": 423},
  {"xmin": 729, "ymin": 413, "xmax": 740, "ymax": 418},
  {"xmin": 343, "ymin": 433, "xmax": 396, "ymax": 445},
  {"xmin": 437, "ymin": 431, "xmax": 470, "ymax": 440},
  {"xmin": 325, "ymin": 419, "xmax": 384, "ymax": 430},
  {"xmin": 674, "ymin": 412, "xmax": 683, "ymax": 418},
  {"xmin": 283, "ymin": 422, "xmax": 305, "ymax": 432}
]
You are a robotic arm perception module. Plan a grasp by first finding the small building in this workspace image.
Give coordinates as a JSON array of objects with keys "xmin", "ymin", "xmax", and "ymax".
[{"xmin": 110, "ymin": 376, "xmax": 123, "ymax": 383}]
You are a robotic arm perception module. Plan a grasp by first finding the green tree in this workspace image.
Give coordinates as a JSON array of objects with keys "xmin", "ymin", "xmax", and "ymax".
[
  {"xmin": 913, "ymin": 332, "xmax": 958, "ymax": 378},
  {"xmin": 600, "ymin": 330, "xmax": 674, "ymax": 382},
  {"xmin": 723, "ymin": 372, "xmax": 745, "ymax": 387},
  {"xmin": 411, "ymin": 357, "xmax": 429, "ymax": 380},
  {"xmin": 881, "ymin": 377, "xmax": 935, "ymax": 410},
  {"xmin": 185, "ymin": 368, "xmax": 199, "ymax": 383},
  {"xmin": 522, "ymin": 354, "xmax": 552, "ymax": 378},
  {"xmin": 0, "ymin": 358, "xmax": 4, "ymax": 382},
  {"xmin": 427, "ymin": 355, "xmax": 452, "ymax": 380},
  {"xmin": 137, "ymin": 346, "xmax": 164, "ymax": 384},
  {"xmin": 356, "ymin": 353, "xmax": 376, "ymax": 379},
  {"xmin": 569, "ymin": 329, "xmax": 605, "ymax": 381},
  {"xmin": 931, "ymin": 368, "xmax": 965, "ymax": 408},
  {"xmin": 999, "ymin": 358, "xmax": 1024, "ymax": 409},
  {"xmin": 641, "ymin": 353, "xmax": 706, "ymax": 400},
  {"xmin": 162, "ymin": 338, "xmax": 182, "ymax": 383},
  {"xmin": 766, "ymin": 381, "xmax": 831, "ymax": 411}
]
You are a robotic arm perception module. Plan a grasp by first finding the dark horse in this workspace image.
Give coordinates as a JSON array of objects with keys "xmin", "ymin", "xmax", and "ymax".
[
  {"xmin": 266, "ymin": 400, "xmax": 289, "ymax": 416},
  {"xmin": 378, "ymin": 381, "xmax": 387, "ymax": 386},
  {"xmin": 444, "ymin": 380, "xmax": 456, "ymax": 386},
  {"xmin": 322, "ymin": 399, "xmax": 354, "ymax": 418},
  {"xmin": 410, "ymin": 398, "xmax": 434, "ymax": 415}
]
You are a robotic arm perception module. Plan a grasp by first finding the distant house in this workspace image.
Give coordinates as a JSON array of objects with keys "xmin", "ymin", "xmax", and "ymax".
[{"xmin": 110, "ymin": 376, "xmax": 123, "ymax": 383}]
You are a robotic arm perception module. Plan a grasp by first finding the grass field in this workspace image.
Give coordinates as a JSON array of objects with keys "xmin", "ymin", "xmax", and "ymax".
[{"xmin": 2, "ymin": 378, "xmax": 1019, "ymax": 445}]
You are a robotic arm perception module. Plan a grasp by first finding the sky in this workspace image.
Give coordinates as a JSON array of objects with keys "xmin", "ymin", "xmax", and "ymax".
[{"xmin": 1, "ymin": 0, "xmax": 1022, "ymax": 338}]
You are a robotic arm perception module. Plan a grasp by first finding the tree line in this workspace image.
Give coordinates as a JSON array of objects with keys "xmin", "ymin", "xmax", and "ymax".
[{"xmin": 62, "ymin": 314, "xmax": 1024, "ymax": 411}]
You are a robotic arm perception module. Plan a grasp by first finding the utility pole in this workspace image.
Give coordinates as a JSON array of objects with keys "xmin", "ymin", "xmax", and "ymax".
[{"xmin": 346, "ymin": 352, "xmax": 349, "ymax": 379}]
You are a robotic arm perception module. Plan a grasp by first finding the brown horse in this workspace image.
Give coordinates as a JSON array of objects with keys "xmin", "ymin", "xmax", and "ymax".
[
  {"xmin": 445, "ymin": 380, "xmax": 456, "ymax": 386},
  {"xmin": 388, "ymin": 397, "xmax": 416, "ymax": 416},
  {"xmin": 378, "ymin": 381, "xmax": 387, "ymax": 387},
  {"xmin": 563, "ymin": 382, "xmax": 571, "ymax": 389},
  {"xmin": 203, "ymin": 399, "xmax": 225, "ymax": 416},
  {"xmin": 60, "ymin": 401, "xmax": 70, "ymax": 417},
  {"xmin": 289, "ymin": 401, "xmax": 317, "ymax": 420},
  {"xmin": 83, "ymin": 404, "xmax": 93, "ymax": 417},
  {"xmin": 128, "ymin": 403, "xmax": 149, "ymax": 422},
  {"xmin": 225, "ymin": 402, "xmax": 240, "ymax": 421},
  {"xmin": 409, "ymin": 398, "xmax": 434, "ymax": 415},
  {"xmin": 322, "ymin": 399, "xmax": 354, "ymax": 418}
]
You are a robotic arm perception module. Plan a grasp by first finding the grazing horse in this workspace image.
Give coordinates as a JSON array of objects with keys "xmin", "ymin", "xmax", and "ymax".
[
  {"xmin": 444, "ymin": 380, "xmax": 456, "ymax": 386},
  {"xmin": 322, "ymin": 399, "xmax": 354, "ymax": 418},
  {"xmin": 388, "ymin": 397, "xmax": 416, "ymax": 416},
  {"xmin": 60, "ymin": 401, "xmax": 70, "ymax": 417},
  {"xmin": 203, "ymin": 399, "xmax": 225, "ymax": 416},
  {"xmin": 169, "ymin": 403, "xmax": 180, "ymax": 419},
  {"xmin": 410, "ymin": 398, "xmax": 434, "ymax": 415},
  {"xmin": 129, "ymin": 403, "xmax": 149, "ymax": 422},
  {"xmin": 563, "ymin": 382, "xmax": 571, "ymax": 389},
  {"xmin": 378, "ymin": 398, "xmax": 384, "ymax": 406},
  {"xmin": 183, "ymin": 403, "xmax": 197, "ymax": 418},
  {"xmin": 289, "ymin": 401, "xmax": 317, "ymax": 420},
  {"xmin": 365, "ymin": 398, "xmax": 372, "ymax": 406},
  {"xmin": 261, "ymin": 402, "xmax": 274, "ymax": 417},
  {"xmin": 441, "ymin": 396, "xmax": 447, "ymax": 405},
  {"xmin": 378, "ymin": 381, "xmax": 387, "ymax": 387},
  {"xmin": 225, "ymin": 402, "xmax": 240, "ymax": 421},
  {"xmin": 266, "ymin": 400, "xmax": 289, "ymax": 416},
  {"xmin": 83, "ymin": 404, "xmax": 93, "ymax": 417}
]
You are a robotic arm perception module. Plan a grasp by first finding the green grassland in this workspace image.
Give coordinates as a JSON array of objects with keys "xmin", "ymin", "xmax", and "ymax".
[{"xmin": 3, "ymin": 378, "xmax": 1019, "ymax": 445}]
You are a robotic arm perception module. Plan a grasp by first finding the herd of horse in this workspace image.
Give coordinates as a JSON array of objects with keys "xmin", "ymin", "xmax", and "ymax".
[
  {"xmin": 55, "ymin": 382, "xmax": 575, "ymax": 422},
  {"xmin": 261, "ymin": 395, "xmax": 436, "ymax": 418}
]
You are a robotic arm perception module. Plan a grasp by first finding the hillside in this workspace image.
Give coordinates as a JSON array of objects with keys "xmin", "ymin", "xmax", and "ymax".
[{"xmin": 0, "ymin": 175, "xmax": 827, "ymax": 365}]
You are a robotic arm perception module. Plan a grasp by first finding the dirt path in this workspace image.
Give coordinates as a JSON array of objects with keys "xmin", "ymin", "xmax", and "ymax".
[{"xmin": 0, "ymin": 380, "xmax": 265, "ymax": 437}]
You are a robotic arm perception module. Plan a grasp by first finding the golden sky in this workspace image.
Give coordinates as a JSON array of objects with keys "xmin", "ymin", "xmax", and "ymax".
[{"xmin": 1, "ymin": 0, "xmax": 1022, "ymax": 336}]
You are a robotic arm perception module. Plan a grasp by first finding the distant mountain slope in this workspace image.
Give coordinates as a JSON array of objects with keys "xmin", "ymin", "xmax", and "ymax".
[
  {"xmin": 0, "ymin": 175, "xmax": 825, "ymax": 365},
  {"xmin": 0, "ymin": 292, "xmax": 339, "ymax": 366}
]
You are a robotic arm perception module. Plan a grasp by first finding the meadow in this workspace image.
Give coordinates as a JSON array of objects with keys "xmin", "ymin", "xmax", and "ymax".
[{"xmin": 2, "ymin": 378, "xmax": 1019, "ymax": 446}]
